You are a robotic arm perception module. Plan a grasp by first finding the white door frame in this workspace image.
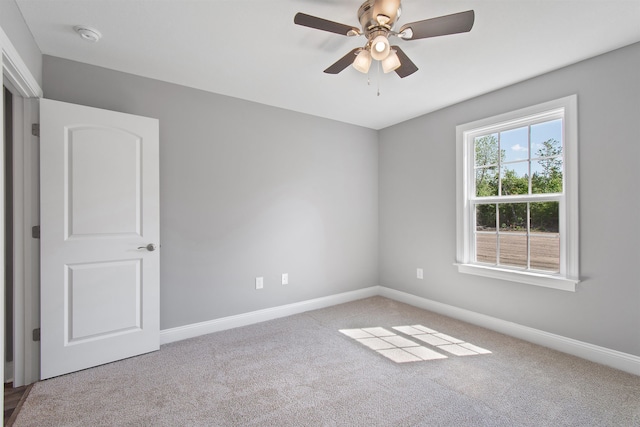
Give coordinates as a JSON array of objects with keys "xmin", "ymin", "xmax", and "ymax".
[
  {"xmin": 1, "ymin": 24, "xmax": 43, "ymax": 391},
  {"xmin": 3, "ymin": 79, "xmax": 23, "ymax": 384},
  {"xmin": 4, "ymin": 80, "xmax": 40, "ymax": 386}
]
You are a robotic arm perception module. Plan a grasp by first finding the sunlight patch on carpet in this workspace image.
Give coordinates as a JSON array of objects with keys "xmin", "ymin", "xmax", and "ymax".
[{"xmin": 339, "ymin": 324, "xmax": 491, "ymax": 363}]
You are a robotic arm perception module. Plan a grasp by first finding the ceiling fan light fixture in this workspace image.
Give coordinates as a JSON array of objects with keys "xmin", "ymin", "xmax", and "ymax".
[
  {"xmin": 381, "ymin": 50, "xmax": 401, "ymax": 73},
  {"xmin": 370, "ymin": 34, "xmax": 390, "ymax": 61},
  {"xmin": 295, "ymin": 2, "xmax": 475, "ymax": 79},
  {"xmin": 353, "ymin": 49, "xmax": 372, "ymax": 73}
]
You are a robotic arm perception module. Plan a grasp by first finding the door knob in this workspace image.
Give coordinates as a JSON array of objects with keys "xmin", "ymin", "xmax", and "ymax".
[{"xmin": 138, "ymin": 243, "xmax": 157, "ymax": 251}]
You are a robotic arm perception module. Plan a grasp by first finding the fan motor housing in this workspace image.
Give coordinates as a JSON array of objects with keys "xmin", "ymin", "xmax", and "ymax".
[{"xmin": 358, "ymin": 0, "xmax": 401, "ymax": 36}]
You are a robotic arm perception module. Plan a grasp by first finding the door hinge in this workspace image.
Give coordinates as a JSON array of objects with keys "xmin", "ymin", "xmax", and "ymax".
[
  {"xmin": 32, "ymin": 123, "xmax": 40, "ymax": 137},
  {"xmin": 33, "ymin": 328, "xmax": 41, "ymax": 342},
  {"xmin": 32, "ymin": 225, "xmax": 40, "ymax": 239}
]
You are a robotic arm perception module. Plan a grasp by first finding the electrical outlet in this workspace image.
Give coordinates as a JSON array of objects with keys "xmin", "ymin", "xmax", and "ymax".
[
  {"xmin": 282, "ymin": 273, "xmax": 288, "ymax": 285},
  {"xmin": 417, "ymin": 268, "xmax": 424, "ymax": 279},
  {"xmin": 255, "ymin": 277, "xmax": 264, "ymax": 289}
]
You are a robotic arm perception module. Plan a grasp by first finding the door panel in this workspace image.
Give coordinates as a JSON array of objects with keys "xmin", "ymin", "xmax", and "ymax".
[
  {"xmin": 40, "ymin": 99, "xmax": 159, "ymax": 379},
  {"xmin": 66, "ymin": 259, "xmax": 141, "ymax": 342},
  {"xmin": 67, "ymin": 126, "xmax": 141, "ymax": 237}
]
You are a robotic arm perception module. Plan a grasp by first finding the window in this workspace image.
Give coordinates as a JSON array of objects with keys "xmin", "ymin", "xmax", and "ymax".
[{"xmin": 456, "ymin": 95, "xmax": 579, "ymax": 291}]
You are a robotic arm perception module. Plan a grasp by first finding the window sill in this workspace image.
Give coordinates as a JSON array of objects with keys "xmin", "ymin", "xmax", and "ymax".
[{"xmin": 455, "ymin": 263, "xmax": 578, "ymax": 292}]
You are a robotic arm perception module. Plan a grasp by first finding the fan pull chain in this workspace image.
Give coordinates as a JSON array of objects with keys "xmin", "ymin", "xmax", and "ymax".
[{"xmin": 377, "ymin": 61, "xmax": 381, "ymax": 96}]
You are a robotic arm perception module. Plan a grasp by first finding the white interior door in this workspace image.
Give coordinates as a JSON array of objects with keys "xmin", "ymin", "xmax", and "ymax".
[{"xmin": 40, "ymin": 99, "xmax": 160, "ymax": 379}]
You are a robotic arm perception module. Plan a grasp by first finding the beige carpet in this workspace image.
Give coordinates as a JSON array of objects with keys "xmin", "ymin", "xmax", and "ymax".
[{"xmin": 14, "ymin": 297, "xmax": 640, "ymax": 426}]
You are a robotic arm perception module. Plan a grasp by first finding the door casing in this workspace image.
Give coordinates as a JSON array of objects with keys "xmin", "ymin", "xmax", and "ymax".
[
  {"xmin": 1, "ymin": 24, "xmax": 44, "ymax": 389},
  {"xmin": 2, "ymin": 81, "xmax": 40, "ymax": 387}
]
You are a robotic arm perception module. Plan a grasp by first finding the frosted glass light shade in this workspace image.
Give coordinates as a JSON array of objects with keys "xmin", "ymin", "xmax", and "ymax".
[
  {"xmin": 382, "ymin": 50, "xmax": 401, "ymax": 73},
  {"xmin": 353, "ymin": 50, "xmax": 372, "ymax": 73},
  {"xmin": 370, "ymin": 35, "xmax": 390, "ymax": 61}
]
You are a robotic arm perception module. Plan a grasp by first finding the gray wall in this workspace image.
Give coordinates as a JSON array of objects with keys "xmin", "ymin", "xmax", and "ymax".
[
  {"xmin": 379, "ymin": 42, "xmax": 640, "ymax": 357},
  {"xmin": 32, "ymin": 42, "xmax": 640, "ymax": 357},
  {"xmin": 43, "ymin": 56, "xmax": 379, "ymax": 330},
  {"xmin": 0, "ymin": 0, "xmax": 42, "ymax": 87}
]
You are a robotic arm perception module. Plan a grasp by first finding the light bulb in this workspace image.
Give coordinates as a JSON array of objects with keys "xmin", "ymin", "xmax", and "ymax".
[
  {"xmin": 370, "ymin": 35, "xmax": 390, "ymax": 61},
  {"xmin": 353, "ymin": 50, "xmax": 372, "ymax": 73},
  {"xmin": 382, "ymin": 50, "xmax": 401, "ymax": 73}
]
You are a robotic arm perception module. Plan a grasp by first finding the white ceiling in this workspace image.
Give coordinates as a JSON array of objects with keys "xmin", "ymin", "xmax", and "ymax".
[{"xmin": 15, "ymin": 0, "xmax": 640, "ymax": 130}]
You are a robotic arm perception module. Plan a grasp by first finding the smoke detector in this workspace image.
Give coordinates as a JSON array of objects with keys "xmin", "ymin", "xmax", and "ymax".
[{"xmin": 73, "ymin": 26, "xmax": 102, "ymax": 43}]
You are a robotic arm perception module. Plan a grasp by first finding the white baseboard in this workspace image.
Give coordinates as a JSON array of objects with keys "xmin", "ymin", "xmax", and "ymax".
[
  {"xmin": 378, "ymin": 286, "xmax": 640, "ymax": 376},
  {"xmin": 160, "ymin": 285, "xmax": 639, "ymax": 376},
  {"xmin": 160, "ymin": 286, "xmax": 380, "ymax": 345}
]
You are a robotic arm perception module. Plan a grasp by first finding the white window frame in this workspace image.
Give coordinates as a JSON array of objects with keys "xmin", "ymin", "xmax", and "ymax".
[{"xmin": 456, "ymin": 95, "xmax": 579, "ymax": 291}]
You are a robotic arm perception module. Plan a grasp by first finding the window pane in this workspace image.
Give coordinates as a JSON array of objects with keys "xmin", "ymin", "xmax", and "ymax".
[
  {"xmin": 501, "ymin": 126, "xmax": 529, "ymax": 162},
  {"xmin": 530, "ymin": 202, "xmax": 560, "ymax": 272},
  {"xmin": 500, "ymin": 163, "xmax": 529, "ymax": 196},
  {"xmin": 499, "ymin": 233, "xmax": 527, "ymax": 268},
  {"xmin": 530, "ymin": 234, "xmax": 560, "ymax": 272},
  {"xmin": 476, "ymin": 233, "xmax": 497, "ymax": 264},
  {"xmin": 476, "ymin": 167, "xmax": 498, "ymax": 197},
  {"xmin": 531, "ymin": 119, "xmax": 562, "ymax": 157},
  {"xmin": 531, "ymin": 156, "xmax": 563, "ymax": 194},
  {"xmin": 476, "ymin": 204, "xmax": 496, "ymax": 231},
  {"xmin": 530, "ymin": 201, "xmax": 559, "ymax": 232},
  {"xmin": 498, "ymin": 203, "xmax": 527, "ymax": 231},
  {"xmin": 474, "ymin": 134, "xmax": 499, "ymax": 167}
]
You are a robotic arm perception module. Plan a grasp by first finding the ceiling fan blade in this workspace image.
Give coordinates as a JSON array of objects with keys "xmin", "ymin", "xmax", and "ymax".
[
  {"xmin": 324, "ymin": 48, "xmax": 361, "ymax": 74},
  {"xmin": 399, "ymin": 10, "xmax": 475, "ymax": 40},
  {"xmin": 294, "ymin": 12, "xmax": 361, "ymax": 36},
  {"xmin": 391, "ymin": 46, "xmax": 418, "ymax": 78}
]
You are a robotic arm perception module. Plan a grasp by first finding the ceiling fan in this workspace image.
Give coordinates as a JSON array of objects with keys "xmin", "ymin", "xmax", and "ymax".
[{"xmin": 294, "ymin": 0, "xmax": 475, "ymax": 78}]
